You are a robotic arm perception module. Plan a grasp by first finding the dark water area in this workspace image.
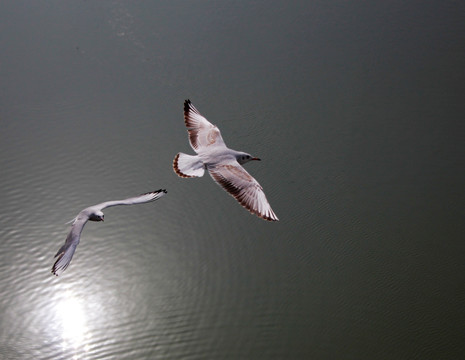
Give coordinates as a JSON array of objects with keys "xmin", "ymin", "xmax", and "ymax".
[{"xmin": 1, "ymin": 1, "xmax": 464, "ymax": 359}]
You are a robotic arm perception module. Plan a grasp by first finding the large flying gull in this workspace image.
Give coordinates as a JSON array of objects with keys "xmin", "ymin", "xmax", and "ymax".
[{"xmin": 173, "ymin": 100, "xmax": 278, "ymax": 221}]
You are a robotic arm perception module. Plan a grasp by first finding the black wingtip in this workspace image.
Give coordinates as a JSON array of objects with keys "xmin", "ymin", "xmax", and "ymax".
[
  {"xmin": 142, "ymin": 189, "xmax": 167, "ymax": 195},
  {"xmin": 184, "ymin": 99, "xmax": 191, "ymax": 112},
  {"xmin": 51, "ymin": 257, "xmax": 63, "ymax": 276}
]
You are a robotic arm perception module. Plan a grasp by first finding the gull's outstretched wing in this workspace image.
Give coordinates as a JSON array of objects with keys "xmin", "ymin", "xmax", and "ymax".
[
  {"xmin": 52, "ymin": 216, "xmax": 88, "ymax": 276},
  {"xmin": 183, "ymin": 99, "xmax": 226, "ymax": 153},
  {"xmin": 95, "ymin": 189, "xmax": 167, "ymax": 211},
  {"xmin": 207, "ymin": 161, "xmax": 278, "ymax": 221}
]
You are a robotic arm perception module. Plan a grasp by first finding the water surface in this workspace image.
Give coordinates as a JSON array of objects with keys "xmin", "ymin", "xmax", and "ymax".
[{"xmin": 0, "ymin": 1, "xmax": 464, "ymax": 359}]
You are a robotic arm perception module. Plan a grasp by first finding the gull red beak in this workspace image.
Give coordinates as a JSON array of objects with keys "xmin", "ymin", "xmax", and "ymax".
[{"xmin": 252, "ymin": 157, "xmax": 261, "ymax": 161}]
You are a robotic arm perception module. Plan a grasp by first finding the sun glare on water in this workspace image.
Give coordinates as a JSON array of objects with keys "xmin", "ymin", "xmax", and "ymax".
[{"xmin": 56, "ymin": 291, "xmax": 91, "ymax": 356}]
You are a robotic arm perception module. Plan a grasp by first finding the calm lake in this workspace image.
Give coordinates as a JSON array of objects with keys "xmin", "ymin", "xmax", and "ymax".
[{"xmin": 0, "ymin": 1, "xmax": 464, "ymax": 359}]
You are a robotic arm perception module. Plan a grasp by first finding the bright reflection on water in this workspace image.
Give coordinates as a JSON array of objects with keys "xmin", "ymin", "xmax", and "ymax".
[{"xmin": 55, "ymin": 291, "xmax": 90, "ymax": 356}]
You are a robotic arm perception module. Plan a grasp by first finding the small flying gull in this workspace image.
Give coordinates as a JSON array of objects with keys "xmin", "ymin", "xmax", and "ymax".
[
  {"xmin": 173, "ymin": 99, "xmax": 278, "ymax": 221},
  {"xmin": 52, "ymin": 189, "xmax": 167, "ymax": 276}
]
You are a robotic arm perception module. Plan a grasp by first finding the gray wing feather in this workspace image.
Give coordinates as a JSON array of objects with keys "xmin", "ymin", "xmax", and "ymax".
[
  {"xmin": 51, "ymin": 216, "xmax": 88, "ymax": 276},
  {"xmin": 183, "ymin": 100, "xmax": 226, "ymax": 152},
  {"xmin": 208, "ymin": 162, "xmax": 278, "ymax": 221},
  {"xmin": 95, "ymin": 190, "xmax": 167, "ymax": 210}
]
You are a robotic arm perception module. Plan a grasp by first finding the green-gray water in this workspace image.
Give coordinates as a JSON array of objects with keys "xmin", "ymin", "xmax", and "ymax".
[{"xmin": 1, "ymin": 1, "xmax": 464, "ymax": 359}]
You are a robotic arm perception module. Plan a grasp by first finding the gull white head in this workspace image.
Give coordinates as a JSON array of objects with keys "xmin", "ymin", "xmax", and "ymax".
[{"xmin": 236, "ymin": 152, "xmax": 261, "ymax": 165}]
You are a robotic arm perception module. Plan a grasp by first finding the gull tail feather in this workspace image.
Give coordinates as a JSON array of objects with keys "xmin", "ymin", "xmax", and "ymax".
[{"xmin": 173, "ymin": 153, "xmax": 205, "ymax": 178}]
